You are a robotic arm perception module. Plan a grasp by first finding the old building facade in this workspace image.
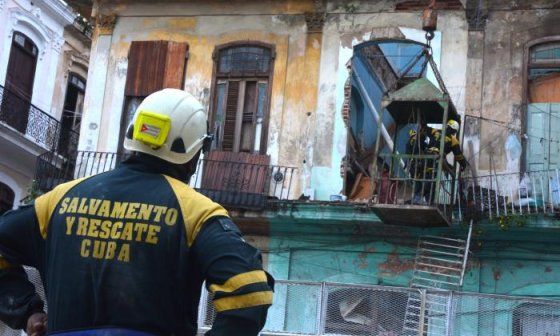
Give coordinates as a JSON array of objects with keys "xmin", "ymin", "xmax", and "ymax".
[
  {"xmin": 28, "ymin": 0, "xmax": 560, "ymax": 334},
  {"xmin": 0, "ymin": 0, "xmax": 91, "ymax": 214}
]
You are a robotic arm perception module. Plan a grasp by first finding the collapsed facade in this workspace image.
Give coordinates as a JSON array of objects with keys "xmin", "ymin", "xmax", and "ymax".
[{"xmin": 11, "ymin": 0, "xmax": 560, "ymax": 335}]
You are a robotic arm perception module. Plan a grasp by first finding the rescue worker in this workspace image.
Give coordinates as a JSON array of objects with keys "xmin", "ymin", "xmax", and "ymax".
[
  {"xmin": 408, "ymin": 120, "xmax": 468, "ymax": 204},
  {"xmin": 0, "ymin": 89, "xmax": 274, "ymax": 336}
]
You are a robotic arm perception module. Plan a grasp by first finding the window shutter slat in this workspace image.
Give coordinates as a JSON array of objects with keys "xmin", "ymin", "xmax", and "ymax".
[{"xmin": 222, "ymin": 81, "xmax": 240, "ymax": 151}]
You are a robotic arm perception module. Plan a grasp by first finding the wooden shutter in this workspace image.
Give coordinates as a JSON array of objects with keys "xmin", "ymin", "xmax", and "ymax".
[
  {"xmin": 222, "ymin": 81, "xmax": 240, "ymax": 151},
  {"xmin": 124, "ymin": 41, "xmax": 188, "ymax": 96}
]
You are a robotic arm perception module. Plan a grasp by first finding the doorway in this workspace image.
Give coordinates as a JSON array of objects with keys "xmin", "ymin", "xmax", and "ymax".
[
  {"xmin": 1, "ymin": 32, "xmax": 38, "ymax": 133},
  {"xmin": 58, "ymin": 73, "xmax": 86, "ymax": 156}
]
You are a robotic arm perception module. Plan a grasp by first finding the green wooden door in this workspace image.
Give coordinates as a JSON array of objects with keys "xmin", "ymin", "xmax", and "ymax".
[{"xmin": 526, "ymin": 103, "xmax": 560, "ymax": 172}]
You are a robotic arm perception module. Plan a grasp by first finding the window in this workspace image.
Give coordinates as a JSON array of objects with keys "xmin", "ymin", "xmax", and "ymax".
[
  {"xmin": 513, "ymin": 303, "xmax": 560, "ymax": 336},
  {"xmin": 525, "ymin": 41, "xmax": 560, "ymax": 171},
  {"xmin": 324, "ymin": 288, "xmax": 407, "ymax": 335},
  {"xmin": 0, "ymin": 182, "xmax": 15, "ymax": 215},
  {"xmin": 119, "ymin": 41, "xmax": 189, "ymax": 153},
  {"xmin": 210, "ymin": 43, "xmax": 274, "ymax": 154}
]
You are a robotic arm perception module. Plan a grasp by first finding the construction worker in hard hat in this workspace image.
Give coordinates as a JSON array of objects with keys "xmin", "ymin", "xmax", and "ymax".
[
  {"xmin": 407, "ymin": 120, "xmax": 468, "ymax": 204},
  {"xmin": 0, "ymin": 89, "xmax": 273, "ymax": 336}
]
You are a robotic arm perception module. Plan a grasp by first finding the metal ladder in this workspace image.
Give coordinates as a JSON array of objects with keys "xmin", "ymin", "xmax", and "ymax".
[{"xmin": 403, "ymin": 220, "xmax": 473, "ymax": 335}]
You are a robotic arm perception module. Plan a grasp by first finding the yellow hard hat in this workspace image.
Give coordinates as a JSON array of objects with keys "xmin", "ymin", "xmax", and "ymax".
[
  {"xmin": 123, "ymin": 89, "xmax": 209, "ymax": 164},
  {"xmin": 447, "ymin": 120, "xmax": 460, "ymax": 133}
]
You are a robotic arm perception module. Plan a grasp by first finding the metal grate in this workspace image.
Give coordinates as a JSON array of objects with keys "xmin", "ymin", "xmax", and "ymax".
[
  {"xmin": 0, "ymin": 267, "xmax": 46, "ymax": 336},
  {"xmin": 2, "ymin": 278, "xmax": 560, "ymax": 335},
  {"xmin": 199, "ymin": 281, "xmax": 560, "ymax": 336}
]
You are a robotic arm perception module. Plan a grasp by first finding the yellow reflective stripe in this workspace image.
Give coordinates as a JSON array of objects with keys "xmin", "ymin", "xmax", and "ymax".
[
  {"xmin": 163, "ymin": 175, "xmax": 229, "ymax": 247},
  {"xmin": 35, "ymin": 178, "xmax": 87, "ymax": 239},
  {"xmin": 0, "ymin": 257, "xmax": 13, "ymax": 270},
  {"xmin": 213, "ymin": 291, "xmax": 273, "ymax": 312},
  {"xmin": 209, "ymin": 270, "xmax": 267, "ymax": 294}
]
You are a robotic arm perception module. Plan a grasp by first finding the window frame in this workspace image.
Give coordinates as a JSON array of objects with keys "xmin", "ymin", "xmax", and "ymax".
[
  {"xmin": 12, "ymin": 32, "xmax": 38, "ymax": 58},
  {"xmin": 209, "ymin": 42, "xmax": 275, "ymax": 155},
  {"xmin": 521, "ymin": 36, "xmax": 560, "ymax": 172}
]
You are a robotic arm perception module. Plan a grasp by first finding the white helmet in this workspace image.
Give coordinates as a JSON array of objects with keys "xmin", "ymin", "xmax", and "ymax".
[
  {"xmin": 446, "ymin": 120, "xmax": 460, "ymax": 134},
  {"xmin": 123, "ymin": 89, "xmax": 210, "ymax": 164}
]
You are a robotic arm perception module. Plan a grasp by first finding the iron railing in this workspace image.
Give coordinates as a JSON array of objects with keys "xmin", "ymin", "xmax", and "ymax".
[
  {"xmin": 190, "ymin": 158, "xmax": 296, "ymax": 209},
  {"xmin": 0, "ymin": 85, "xmax": 76, "ymax": 151},
  {"xmin": 36, "ymin": 151, "xmax": 297, "ymax": 209},
  {"xmin": 455, "ymin": 169, "xmax": 560, "ymax": 223},
  {"xmin": 373, "ymin": 153, "xmax": 458, "ymax": 225}
]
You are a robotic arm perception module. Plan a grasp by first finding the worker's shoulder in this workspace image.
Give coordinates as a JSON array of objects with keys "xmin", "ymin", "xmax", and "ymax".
[
  {"xmin": 34, "ymin": 177, "xmax": 89, "ymax": 239},
  {"xmin": 164, "ymin": 175, "xmax": 228, "ymax": 208},
  {"xmin": 162, "ymin": 175, "xmax": 229, "ymax": 246},
  {"xmin": 162, "ymin": 175, "xmax": 213, "ymax": 203},
  {"xmin": 37, "ymin": 177, "xmax": 88, "ymax": 206}
]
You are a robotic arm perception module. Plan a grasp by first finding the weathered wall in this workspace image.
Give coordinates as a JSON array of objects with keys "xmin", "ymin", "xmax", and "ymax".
[
  {"xmin": 50, "ymin": 26, "xmax": 91, "ymax": 120},
  {"xmin": 465, "ymin": 3, "xmax": 560, "ymax": 175},
  {"xmin": 266, "ymin": 210, "xmax": 560, "ymax": 298},
  {"xmin": 82, "ymin": 0, "xmax": 468, "ymax": 201},
  {"xmin": 81, "ymin": 0, "xmax": 322, "ymax": 198}
]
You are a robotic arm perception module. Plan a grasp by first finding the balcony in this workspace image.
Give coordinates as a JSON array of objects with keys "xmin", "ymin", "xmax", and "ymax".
[
  {"xmin": 1, "ymin": 85, "xmax": 79, "ymax": 188},
  {"xmin": 0, "ymin": 85, "xmax": 69, "ymax": 151},
  {"xmin": 36, "ymin": 150, "xmax": 297, "ymax": 210}
]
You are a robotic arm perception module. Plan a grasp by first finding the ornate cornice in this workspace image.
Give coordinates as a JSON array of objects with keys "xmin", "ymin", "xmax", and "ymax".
[
  {"xmin": 33, "ymin": 0, "xmax": 76, "ymax": 26},
  {"xmin": 304, "ymin": 12, "xmax": 325, "ymax": 34},
  {"xmin": 95, "ymin": 15, "xmax": 117, "ymax": 35}
]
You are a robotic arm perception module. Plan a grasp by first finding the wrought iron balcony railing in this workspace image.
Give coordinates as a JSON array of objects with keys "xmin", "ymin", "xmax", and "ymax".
[
  {"xmin": 0, "ymin": 85, "xmax": 78, "ymax": 155},
  {"xmin": 455, "ymin": 169, "xmax": 560, "ymax": 222},
  {"xmin": 36, "ymin": 150, "xmax": 297, "ymax": 209}
]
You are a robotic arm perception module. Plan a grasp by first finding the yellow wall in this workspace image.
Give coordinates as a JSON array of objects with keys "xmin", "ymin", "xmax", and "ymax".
[{"xmin": 91, "ymin": 0, "xmax": 322, "ymax": 197}]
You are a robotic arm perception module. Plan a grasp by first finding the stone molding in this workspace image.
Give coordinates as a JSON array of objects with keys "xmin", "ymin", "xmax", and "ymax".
[
  {"xmin": 95, "ymin": 15, "xmax": 117, "ymax": 35},
  {"xmin": 8, "ymin": 7, "xmax": 62, "ymax": 60},
  {"xmin": 33, "ymin": 0, "xmax": 76, "ymax": 26}
]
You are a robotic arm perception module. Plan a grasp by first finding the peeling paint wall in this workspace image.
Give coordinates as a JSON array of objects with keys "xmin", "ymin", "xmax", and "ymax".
[
  {"xmin": 81, "ymin": 0, "xmax": 469, "ymax": 201},
  {"xmin": 266, "ymin": 206, "xmax": 560, "ymax": 299},
  {"xmin": 466, "ymin": 2, "xmax": 560, "ymax": 176},
  {"xmin": 82, "ymin": 0, "xmax": 321, "ymax": 198}
]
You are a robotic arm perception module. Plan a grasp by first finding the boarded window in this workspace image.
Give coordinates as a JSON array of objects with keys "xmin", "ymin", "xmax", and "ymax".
[
  {"xmin": 119, "ymin": 41, "xmax": 188, "ymax": 152},
  {"xmin": 210, "ymin": 44, "xmax": 273, "ymax": 154}
]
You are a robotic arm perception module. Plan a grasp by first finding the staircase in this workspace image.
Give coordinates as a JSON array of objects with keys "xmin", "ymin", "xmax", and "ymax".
[{"xmin": 403, "ymin": 220, "xmax": 473, "ymax": 335}]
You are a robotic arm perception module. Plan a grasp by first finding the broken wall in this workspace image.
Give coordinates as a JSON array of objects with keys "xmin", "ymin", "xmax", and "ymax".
[
  {"xmin": 80, "ymin": 0, "xmax": 468, "ymax": 201},
  {"xmin": 310, "ymin": 4, "xmax": 468, "ymax": 200}
]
